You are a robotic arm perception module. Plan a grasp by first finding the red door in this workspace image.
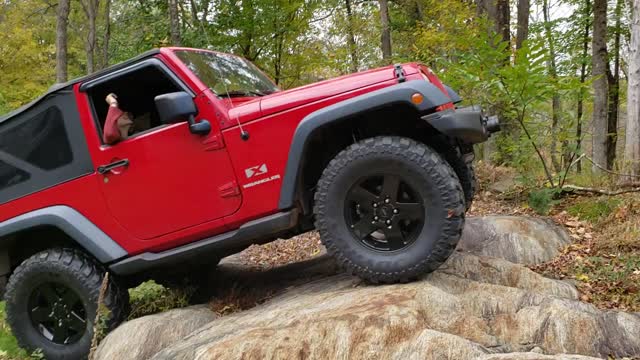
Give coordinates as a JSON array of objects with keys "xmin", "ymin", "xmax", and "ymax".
[{"xmin": 94, "ymin": 122, "xmax": 241, "ymax": 240}]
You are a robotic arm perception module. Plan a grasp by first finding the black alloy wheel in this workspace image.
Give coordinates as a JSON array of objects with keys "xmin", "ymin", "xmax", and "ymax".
[
  {"xmin": 345, "ymin": 174, "xmax": 425, "ymax": 252},
  {"xmin": 28, "ymin": 282, "xmax": 87, "ymax": 345}
]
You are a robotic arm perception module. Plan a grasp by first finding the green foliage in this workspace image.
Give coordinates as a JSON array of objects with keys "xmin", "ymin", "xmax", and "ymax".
[
  {"xmin": 567, "ymin": 197, "xmax": 622, "ymax": 223},
  {"xmin": 0, "ymin": 302, "xmax": 29, "ymax": 359},
  {"xmin": 128, "ymin": 281, "xmax": 189, "ymax": 319},
  {"xmin": 528, "ymin": 188, "xmax": 560, "ymax": 215}
]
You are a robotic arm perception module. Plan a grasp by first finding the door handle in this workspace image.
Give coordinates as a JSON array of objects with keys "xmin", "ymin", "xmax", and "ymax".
[{"xmin": 97, "ymin": 159, "xmax": 129, "ymax": 174}]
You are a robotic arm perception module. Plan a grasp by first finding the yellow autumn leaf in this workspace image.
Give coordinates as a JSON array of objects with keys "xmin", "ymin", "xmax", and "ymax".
[{"xmin": 576, "ymin": 274, "xmax": 590, "ymax": 282}]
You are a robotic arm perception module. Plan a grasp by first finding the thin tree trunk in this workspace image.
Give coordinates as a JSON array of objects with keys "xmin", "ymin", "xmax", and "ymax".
[
  {"xmin": 591, "ymin": 0, "xmax": 610, "ymax": 173},
  {"xmin": 55, "ymin": 0, "xmax": 71, "ymax": 83},
  {"xmin": 345, "ymin": 0, "xmax": 359, "ymax": 72},
  {"xmin": 100, "ymin": 0, "xmax": 111, "ymax": 70},
  {"xmin": 516, "ymin": 0, "xmax": 529, "ymax": 49},
  {"xmin": 576, "ymin": 0, "xmax": 591, "ymax": 173},
  {"xmin": 543, "ymin": 0, "xmax": 562, "ymax": 172},
  {"xmin": 169, "ymin": 0, "xmax": 181, "ymax": 46},
  {"xmin": 80, "ymin": 0, "xmax": 99, "ymax": 74},
  {"xmin": 495, "ymin": 0, "xmax": 510, "ymax": 44},
  {"xmin": 606, "ymin": 0, "xmax": 624, "ymax": 169},
  {"xmin": 623, "ymin": 0, "xmax": 640, "ymax": 180},
  {"xmin": 378, "ymin": 0, "xmax": 391, "ymax": 62}
]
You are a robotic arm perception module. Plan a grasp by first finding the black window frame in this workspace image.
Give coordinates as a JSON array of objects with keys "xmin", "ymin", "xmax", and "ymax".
[{"xmin": 80, "ymin": 58, "xmax": 195, "ymax": 146}]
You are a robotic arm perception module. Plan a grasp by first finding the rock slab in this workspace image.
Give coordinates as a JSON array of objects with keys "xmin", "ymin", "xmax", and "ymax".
[{"xmin": 96, "ymin": 217, "xmax": 639, "ymax": 360}]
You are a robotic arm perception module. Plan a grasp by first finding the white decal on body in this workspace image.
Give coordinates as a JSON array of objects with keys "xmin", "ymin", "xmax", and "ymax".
[
  {"xmin": 245, "ymin": 164, "xmax": 268, "ymax": 178},
  {"xmin": 242, "ymin": 174, "xmax": 281, "ymax": 189}
]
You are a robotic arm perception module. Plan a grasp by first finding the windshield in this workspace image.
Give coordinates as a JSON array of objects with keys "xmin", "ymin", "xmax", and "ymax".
[{"xmin": 174, "ymin": 50, "xmax": 279, "ymax": 98}]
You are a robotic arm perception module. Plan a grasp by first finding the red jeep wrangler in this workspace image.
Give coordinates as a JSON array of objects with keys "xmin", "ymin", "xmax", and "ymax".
[{"xmin": 0, "ymin": 47, "xmax": 498, "ymax": 358}]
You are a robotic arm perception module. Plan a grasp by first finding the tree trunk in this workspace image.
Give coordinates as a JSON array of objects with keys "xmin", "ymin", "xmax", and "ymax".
[
  {"xmin": 169, "ymin": 0, "xmax": 181, "ymax": 46},
  {"xmin": 100, "ymin": 0, "xmax": 111, "ymax": 70},
  {"xmin": 606, "ymin": 0, "xmax": 624, "ymax": 170},
  {"xmin": 516, "ymin": 0, "xmax": 529, "ymax": 49},
  {"xmin": 623, "ymin": 0, "xmax": 640, "ymax": 179},
  {"xmin": 591, "ymin": 0, "xmax": 609, "ymax": 173},
  {"xmin": 543, "ymin": 0, "xmax": 562, "ymax": 172},
  {"xmin": 345, "ymin": 0, "xmax": 359, "ymax": 72},
  {"xmin": 80, "ymin": 0, "xmax": 99, "ymax": 74},
  {"xmin": 495, "ymin": 0, "xmax": 510, "ymax": 44},
  {"xmin": 55, "ymin": 0, "xmax": 71, "ymax": 83},
  {"xmin": 576, "ymin": 0, "xmax": 591, "ymax": 173},
  {"xmin": 378, "ymin": 0, "xmax": 391, "ymax": 62}
]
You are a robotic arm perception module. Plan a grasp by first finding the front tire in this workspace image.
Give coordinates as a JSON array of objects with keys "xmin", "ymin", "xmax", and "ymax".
[
  {"xmin": 314, "ymin": 136, "xmax": 465, "ymax": 283},
  {"xmin": 4, "ymin": 249, "xmax": 129, "ymax": 360}
]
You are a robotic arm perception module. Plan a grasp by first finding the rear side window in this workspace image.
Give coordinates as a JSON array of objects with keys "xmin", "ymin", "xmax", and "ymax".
[
  {"xmin": 0, "ymin": 89, "xmax": 94, "ymax": 205},
  {"xmin": 0, "ymin": 107, "xmax": 73, "ymax": 170}
]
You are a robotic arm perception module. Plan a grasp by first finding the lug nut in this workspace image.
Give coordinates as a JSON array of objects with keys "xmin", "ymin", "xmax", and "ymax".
[
  {"xmin": 386, "ymin": 220, "xmax": 392, "ymax": 225},
  {"xmin": 373, "ymin": 203, "xmax": 378, "ymax": 208},
  {"xmin": 387, "ymin": 226, "xmax": 393, "ymax": 229},
  {"xmin": 393, "ymin": 209, "xmax": 399, "ymax": 214},
  {"xmin": 385, "ymin": 198, "xmax": 390, "ymax": 204},
  {"xmin": 374, "ymin": 216, "xmax": 379, "ymax": 221},
  {"xmin": 350, "ymin": 225, "xmax": 355, "ymax": 229}
]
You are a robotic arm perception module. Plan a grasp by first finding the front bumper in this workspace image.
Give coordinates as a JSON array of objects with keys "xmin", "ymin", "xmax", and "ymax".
[{"xmin": 422, "ymin": 106, "xmax": 500, "ymax": 144}]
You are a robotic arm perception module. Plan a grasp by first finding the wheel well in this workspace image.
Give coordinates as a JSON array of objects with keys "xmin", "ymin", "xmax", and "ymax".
[
  {"xmin": 0, "ymin": 226, "xmax": 80, "ymax": 276},
  {"xmin": 297, "ymin": 104, "xmax": 458, "ymax": 216}
]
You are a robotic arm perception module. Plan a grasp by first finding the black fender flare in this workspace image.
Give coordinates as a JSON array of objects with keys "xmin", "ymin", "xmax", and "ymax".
[
  {"xmin": 0, "ymin": 206, "xmax": 127, "ymax": 263},
  {"xmin": 278, "ymin": 80, "xmax": 451, "ymax": 210}
]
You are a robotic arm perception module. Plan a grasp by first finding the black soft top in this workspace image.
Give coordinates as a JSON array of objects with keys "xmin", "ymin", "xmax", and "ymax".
[{"xmin": 0, "ymin": 49, "xmax": 160, "ymax": 125}]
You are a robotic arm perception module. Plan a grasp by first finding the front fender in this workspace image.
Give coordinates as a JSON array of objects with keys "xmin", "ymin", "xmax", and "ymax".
[{"xmin": 278, "ymin": 80, "xmax": 451, "ymax": 210}]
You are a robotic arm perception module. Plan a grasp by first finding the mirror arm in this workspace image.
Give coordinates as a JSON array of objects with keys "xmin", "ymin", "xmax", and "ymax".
[{"xmin": 187, "ymin": 115, "xmax": 211, "ymax": 135}]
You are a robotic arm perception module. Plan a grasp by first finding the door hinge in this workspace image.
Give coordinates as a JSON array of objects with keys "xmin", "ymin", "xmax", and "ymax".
[
  {"xmin": 203, "ymin": 134, "xmax": 224, "ymax": 151},
  {"xmin": 218, "ymin": 181, "xmax": 241, "ymax": 198},
  {"xmin": 394, "ymin": 64, "xmax": 406, "ymax": 83}
]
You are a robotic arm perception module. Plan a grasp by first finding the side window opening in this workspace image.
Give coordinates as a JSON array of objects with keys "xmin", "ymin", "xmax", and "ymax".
[
  {"xmin": 0, "ymin": 105, "xmax": 72, "ymax": 191},
  {"xmin": 87, "ymin": 65, "xmax": 181, "ymax": 142}
]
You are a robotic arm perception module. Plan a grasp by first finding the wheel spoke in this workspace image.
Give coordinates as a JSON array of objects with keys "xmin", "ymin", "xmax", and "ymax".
[
  {"xmin": 381, "ymin": 175, "xmax": 401, "ymax": 201},
  {"xmin": 61, "ymin": 290, "xmax": 81, "ymax": 309},
  {"xmin": 383, "ymin": 224, "xmax": 405, "ymax": 249},
  {"xmin": 347, "ymin": 185, "xmax": 378, "ymax": 205},
  {"xmin": 39, "ymin": 283, "xmax": 60, "ymax": 304},
  {"xmin": 67, "ymin": 311, "xmax": 87, "ymax": 333},
  {"xmin": 396, "ymin": 202, "xmax": 424, "ymax": 221},
  {"xmin": 51, "ymin": 323, "xmax": 68, "ymax": 344},
  {"xmin": 30, "ymin": 305, "xmax": 51, "ymax": 323},
  {"xmin": 351, "ymin": 219, "xmax": 378, "ymax": 240}
]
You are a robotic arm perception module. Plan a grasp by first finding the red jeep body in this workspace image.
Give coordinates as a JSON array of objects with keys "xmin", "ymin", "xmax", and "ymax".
[{"xmin": 0, "ymin": 47, "xmax": 496, "ymax": 279}]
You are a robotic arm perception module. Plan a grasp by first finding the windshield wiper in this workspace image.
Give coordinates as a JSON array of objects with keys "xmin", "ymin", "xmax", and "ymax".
[{"xmin": 216, "ymin": 90, "xmax": 268, "ymax": 98}]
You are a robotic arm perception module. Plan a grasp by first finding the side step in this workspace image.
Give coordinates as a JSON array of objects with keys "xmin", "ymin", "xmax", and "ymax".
[{"xmin": 110, "ymin": 210, "xmax": 298, "ymax": 275}]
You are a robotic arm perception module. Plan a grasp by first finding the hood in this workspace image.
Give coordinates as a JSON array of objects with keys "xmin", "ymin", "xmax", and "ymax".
[{"xmin": 258, "ymin": 64, "xmax": 419, "ymax": 118}]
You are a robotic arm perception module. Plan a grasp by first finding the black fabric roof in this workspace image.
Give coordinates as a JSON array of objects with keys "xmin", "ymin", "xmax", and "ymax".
[{"xmin": 0, "ymin": 49, "xmax": 160, "ymax": 125}]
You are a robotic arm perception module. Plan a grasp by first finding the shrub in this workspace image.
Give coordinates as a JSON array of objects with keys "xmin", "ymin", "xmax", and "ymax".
[
  {"xmin": 128, "ymin": 281, "xmax": 190, "ymax": 320},
  {"xmin": 528, "ymin": 188, "xmax": 560, "ymax": 215}
]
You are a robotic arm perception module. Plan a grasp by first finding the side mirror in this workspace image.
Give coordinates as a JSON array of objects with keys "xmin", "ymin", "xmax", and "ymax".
[
  {"xmin": 155, "ymin": 91, "xmax": 197, "ymax": 124},
  {"xmin": 155, "ymin": 91, "xmax": 211, "ymax": 135}
]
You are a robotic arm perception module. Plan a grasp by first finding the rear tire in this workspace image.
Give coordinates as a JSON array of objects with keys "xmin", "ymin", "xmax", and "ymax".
[
  {"xmin": 4, "ymin": 248, "xmax": 129, "ymax": 360},
  {"xmin": 314, "ymin": 136, "xmax": 465, "ymax": 283}
]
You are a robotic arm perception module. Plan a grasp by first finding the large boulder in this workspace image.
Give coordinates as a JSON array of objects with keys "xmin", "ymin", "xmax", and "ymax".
[
  {"xmin": 95, "ymin": 216, "xmax": 640, "ymax": 360},
  {"xmin": 92, "ymin": 306, "xmax": 216, "ymax": 360},
  {"xmin": 458, "ymin": 216, "xmax": 571, "ymax": 264}
]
